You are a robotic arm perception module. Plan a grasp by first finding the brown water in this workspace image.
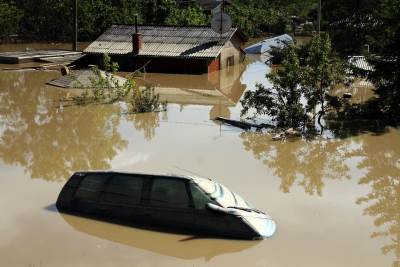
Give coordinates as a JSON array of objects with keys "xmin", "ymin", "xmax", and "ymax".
[{"xmin": 0, "ymin": 47, "xmax": 399, "ymax": 267}]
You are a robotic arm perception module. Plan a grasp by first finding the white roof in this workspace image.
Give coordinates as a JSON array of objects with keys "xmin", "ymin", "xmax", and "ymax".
[{"xmin": 244, "ymin": 34, "xmax": 293, "ymax": 54}]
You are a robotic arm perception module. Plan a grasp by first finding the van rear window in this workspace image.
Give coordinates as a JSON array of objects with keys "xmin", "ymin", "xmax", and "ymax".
[
  {"xmin": 66, "ymin": 174, "xmax": 84, "ymax": 187},
  {"xmin": 75, "ymin": 174, "xmax": 108, "ymax": 201}
]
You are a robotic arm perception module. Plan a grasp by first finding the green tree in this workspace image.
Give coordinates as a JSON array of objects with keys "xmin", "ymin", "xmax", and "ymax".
[
  {"xmin": 141, "ymin": 0, "xmax": 176, "ymax": 24},
  {"xmin": 228, "ymin": 0, "xmax": 286, "ymax": 37},
  {"xmin": 367, "ymin": 0, "xmax": 400, "ymax": 121},
  {"xmin": 302, "ymin": 33, "xmax": 346, "ymax": 125},
  {"xmin": 14, "ymin": 0, "xmax": 71, "ymax": 40},
  {"xmin": 323, "ymin": 0, "xmax": 379, "ymax": 55},
  {"xmin": 165, "ymin": 5, "xmax": 208, "ymax": 26},
  {"xmin": 241, "ymin": 34, "xmax": 345, "ymax": 132},
  {"xmin": 241, "ymin": 45, "xmax": 305, "ymax": 129},
  {"xmin": 0, "ymin": 0, "xmax": 22, "ymax": 39},
  {"xmin": 78, "ymin": 0, "xmax": 120, "ymax": 41}
]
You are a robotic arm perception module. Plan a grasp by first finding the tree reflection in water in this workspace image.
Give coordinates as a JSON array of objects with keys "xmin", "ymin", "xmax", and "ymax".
[
  {"xmin": 0, "ymin": 71, "xmax": 128, "ymax": 181},
  {"xmin": 240, "ymin": 130, "xmax": 400, "ymax": 266},
  {"xmin": 240, "ymin": 132, "xmax": 354, "ymax": 195},
  {"xmin": 355, "ymin": 132, "xmax": 400, "ymax": 267},
  {"xmin": 126, "ymin": 111, "xmax": 161, "ymax": 141}
]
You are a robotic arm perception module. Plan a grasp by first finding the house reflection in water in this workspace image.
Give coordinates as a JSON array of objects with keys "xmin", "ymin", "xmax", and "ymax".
[{"xmin": 136, "ymin": 63, "xmax": 246, "ymax": 119}]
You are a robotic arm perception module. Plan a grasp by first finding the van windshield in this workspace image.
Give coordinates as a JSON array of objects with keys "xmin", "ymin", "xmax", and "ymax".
[{"xmin": 193, "ymin": 179, "xmax": 252, "ymax": 209}]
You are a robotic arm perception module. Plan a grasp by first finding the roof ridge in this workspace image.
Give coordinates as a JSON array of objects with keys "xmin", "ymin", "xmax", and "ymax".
[
  {"xmin": 110, "ymin": 24, "xmax": 237, "ymax": 30},
  {"xmin": 84, "ymin": 24, "xmax": 242, "ymax": 58}
]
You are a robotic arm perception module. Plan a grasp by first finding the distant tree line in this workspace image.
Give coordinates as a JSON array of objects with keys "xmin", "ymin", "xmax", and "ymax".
[
  {"xmin": 0, "ymin": 0, "xmax": 323, "ymax": 42},
  {"xmin": 0, "ymin": 0, "xmax": 209, "ymax": 42}
]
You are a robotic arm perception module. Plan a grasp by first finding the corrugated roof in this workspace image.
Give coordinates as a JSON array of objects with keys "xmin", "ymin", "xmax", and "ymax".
[
  {"xmin": 47, "ymin": 69, "xmax": 126, "ymax": 89},
  {"xmin": 84, "ymin": 25, "xmax": 238, "ymax": 58},
  {"xmin": 348, "ymin": 56, "xmax": 374, "ymax": 71}
]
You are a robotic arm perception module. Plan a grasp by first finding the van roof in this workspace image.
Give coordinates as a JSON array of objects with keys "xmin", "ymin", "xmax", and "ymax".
[{"xmin": 73, "ymin": 170, "xmax": 212, "ymax": 182}]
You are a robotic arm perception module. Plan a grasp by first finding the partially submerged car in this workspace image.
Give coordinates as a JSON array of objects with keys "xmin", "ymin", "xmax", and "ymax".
[{"xmin": 56, "ymin": 171, "xmax": 276, "ymax": 239}]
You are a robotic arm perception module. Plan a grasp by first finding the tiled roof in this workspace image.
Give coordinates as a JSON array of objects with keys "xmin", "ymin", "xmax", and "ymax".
[{"xmin": 84, "ymin": 25, "xmax": 238, "ymax": 58}]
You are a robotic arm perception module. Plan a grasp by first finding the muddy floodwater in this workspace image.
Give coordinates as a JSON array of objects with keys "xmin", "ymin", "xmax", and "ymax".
[{"xmin": 0, "ymin": 46, "xmax": 399, "ymax": 267}]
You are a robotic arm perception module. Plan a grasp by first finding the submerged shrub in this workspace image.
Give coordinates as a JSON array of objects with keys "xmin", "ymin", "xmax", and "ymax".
[
  {"xmin": 62, "ymin": 54, "xmax": 166, "ymax": 114},
  {"xmin": 129, "ymin": 84, "xmax": 165, "ymax": 114}
]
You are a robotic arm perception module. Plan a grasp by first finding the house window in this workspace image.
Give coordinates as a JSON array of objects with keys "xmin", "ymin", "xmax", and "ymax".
[{"xmin": 227, "ymin": 56, "xmax": 235, "ymax": 67}]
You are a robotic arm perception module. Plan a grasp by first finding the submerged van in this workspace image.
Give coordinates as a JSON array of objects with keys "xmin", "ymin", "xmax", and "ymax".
[{"xmin": 56, "ymin": 171, "xmax": 276, "ymax": 239}]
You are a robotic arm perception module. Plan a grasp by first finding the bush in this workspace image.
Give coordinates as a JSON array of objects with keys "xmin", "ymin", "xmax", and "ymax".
[{"xmin": 63, "ymin": 54, "xmax": 166, "ymax": 114}]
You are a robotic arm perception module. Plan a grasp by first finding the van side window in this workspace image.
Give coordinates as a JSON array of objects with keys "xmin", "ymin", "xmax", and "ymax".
[
  {"xmin": 150, "ymin": 178, "xmax": 189, "ymax": 209},
  {"xmin": 75, "ymin": 174, "xmax": 108, "ymax": 201},
  {"xmin": 104, "ymin": 175, "xmax": 144, "ymax": 205},
  {"xmin": 190, "ymin": 183, "xmax": 213, "ymax": 210}
]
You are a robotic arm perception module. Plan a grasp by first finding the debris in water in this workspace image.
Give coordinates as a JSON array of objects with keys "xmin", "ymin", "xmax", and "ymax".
[
  {"xmin": 343, "ymin": 93, "xmax": 353, "ymax": 99},
  {"xmin": 285, "ymin": 128, "xmax": 301, "ymax": 137},
  {"xmin": 272, "ymin": 133, "xmax": 285, "ymax": 141},
  {"xmin": 214, "ymin": 117, "xmax": 273, "ymax": 130}
]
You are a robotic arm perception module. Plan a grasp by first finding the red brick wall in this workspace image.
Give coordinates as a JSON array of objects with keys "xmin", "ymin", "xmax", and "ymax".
[{"xmin": 208, "ymin": 56, "xmax": 220, "ymax": 73}]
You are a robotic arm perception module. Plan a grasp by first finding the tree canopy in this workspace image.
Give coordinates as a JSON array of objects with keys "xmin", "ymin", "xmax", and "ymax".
[{"xmin": 0, "ymin": 0, "xmax": 321, "ymax": 41}]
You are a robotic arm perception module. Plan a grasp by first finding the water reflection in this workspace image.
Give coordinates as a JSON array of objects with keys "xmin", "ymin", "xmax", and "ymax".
[
  {"xmin": 137, "ymin": 64, "xmax": 246, "ymax": 119},
  {"xmin": 355, "ymin": 132, "xmax": 400, "ymax": 266},
  {"xmin": 0, "ymin": 71, "xmax": 128, "ymax": 180},
  {"xmin": 240, "ymin": 132, "xmax": 353, "ymax": 195},
  {"xmin": 126, "ymin": 111, "xmax": 161, "ymax": 141},
  {"xmin": 241, "ymin": 129, "xmax": 400, "ymax": 265},
  {"xmin": 60, "ymin": 213, "xmax": 259, "ymax": 261}
]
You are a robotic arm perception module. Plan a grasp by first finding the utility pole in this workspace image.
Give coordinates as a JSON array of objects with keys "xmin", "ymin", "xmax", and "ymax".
[
  {"xmin": 73, "ymin": 0, "xmax": 78, "ymax": 51},
  {"xmin": 317, "ymin": 0, "xmax": 321, "ymax": 34}
]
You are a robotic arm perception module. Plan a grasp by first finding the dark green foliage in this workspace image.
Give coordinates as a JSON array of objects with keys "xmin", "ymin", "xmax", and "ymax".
[
  {"xmin": 14, "ymin": 0, "xmax": 72, "ymax": 40},
  {"xmin": 367, "ymin": 0, "xmax": 400, "ymax": 120},
  {"xmin": 228, "ymin": 1, "xmax": 285, "ymax": 37},
  {"xmin": 129, "ymin": 84, "xmax": 163, "ymax": 113},
  {"xmin": 8, "ymin": 0, "xmax": 211, "ymax": 41},
  {"xmin": 322, "ymin": 0, "xmax": 381, "ymax": 55},
  {"xmin": 1, "ymin": 0, "xmax": 323, "ymax": 42},
  {"xmin": 241, "ymin": 34, "xmax": 346, "ymax": 131},
  {"xmin": 0, "ymin": 0, "xmax": 22, "ymax": 39},
  {"xmin": 165, "ymin": 5, "xmax": 208, "ymax": 26},
  {"xmin": 302, "ymin": 33, "xmax": 347, "ymax": 120},
  {"xmin": 228, "ymin": 0, "xmax": 318, "ymax": 37},
  {"xmin": 241, "ymin": 46, "xmax": 305, "ymax": 128},
  {"xmin": 326, "ymin": 0, "xmax": 400, "ymax": 124}
]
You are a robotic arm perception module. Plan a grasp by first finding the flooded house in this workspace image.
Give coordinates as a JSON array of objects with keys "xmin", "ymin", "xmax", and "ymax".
[{"xmin": 83, "ymin": 25, "xmax": 246, "ymax": 74}]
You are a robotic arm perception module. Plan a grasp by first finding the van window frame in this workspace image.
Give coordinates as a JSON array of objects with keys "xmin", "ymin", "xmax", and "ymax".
[
  {"xmin": 99, "ymin": 173, "xmax": 148, "ymax": 207},
  {"xmin": 188, "ymin": 182, "xmax": 217, "ymax": 210},
  {"xmin": 145, "ymin": 176, "xmax": 194, "ymax": 210},
  {"xmin": 73, "ymin": 172, "xmax": 111, "ymax": 203}
]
